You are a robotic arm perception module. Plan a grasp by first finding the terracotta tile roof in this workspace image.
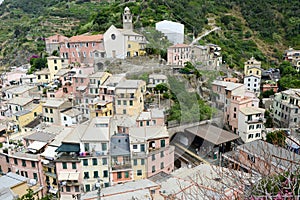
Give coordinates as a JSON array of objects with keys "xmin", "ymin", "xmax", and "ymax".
[
  {"xmin": 170, "ymin": 43, "xmax": 190, "ymax": 48},
  {"xmin": 68, "ymin": 34, "xmax": 103, "ymax": 43}
]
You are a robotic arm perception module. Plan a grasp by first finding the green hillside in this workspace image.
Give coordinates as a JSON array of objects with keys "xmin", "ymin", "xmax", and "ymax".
[{"xmin": 0, "ymin": 0, "xmax": 299, "ymax": 69}]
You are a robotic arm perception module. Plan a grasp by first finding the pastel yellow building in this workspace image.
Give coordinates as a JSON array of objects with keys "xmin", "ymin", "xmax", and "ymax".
[
  {"xmin": 89, "ymin": 101, "xmax": 113, "ymax": 118},
  {"xmin": 47, "ymin": 56, "xmax": 68, "ymax": 80},
  {"xmin": 115, "ymin": 80, "xmax": 146, "ymax": 116},
  {"xmin": 131, "ymin": 157, "xmax": 147, "ymax": 180},
  {"xmin": 0, "ymin": 172, "xmax": 29, "ymax": 199},
  {"xmin": 35, "ymin": 68, "xmax": 51, "ymax": 83},
  {"xmin": 13, "ymin": 103, "xmax": 42, "ymax": 133},
  {"xmin": 127, "ymin": 41, "xmax": 146, "ymax": 57},
  {"xmin": 244, "ymin": 57, "xmax": 262, "ymax": 77}
]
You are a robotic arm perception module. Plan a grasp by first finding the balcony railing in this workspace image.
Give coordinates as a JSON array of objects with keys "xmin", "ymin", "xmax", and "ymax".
[
  {"xmin": 245, "ymin": 117, "xmax": 264, "ymax": 123},
  {"xmin": 111, "ymin": 163, "xmax": 132, "ymax": 171}
]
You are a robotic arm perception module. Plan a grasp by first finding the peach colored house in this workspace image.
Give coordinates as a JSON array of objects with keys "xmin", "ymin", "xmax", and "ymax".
[
  {"xmin": 167, "ymin": 44, "xmax": 190, "ymax": 66},
  {"xmin": 261, "ymin": 82, "xmax": 278, "ymax": 93},
  {"xmin": 129, "ymin": 126, "xmax": 174, "ymax": 178},
  {"xmin": 45, "ymin": 34, "xmax": 69, "ymax": 55},
  {"xmin": 212, "ymin": 80, "xmax": 259, "ymax": 134},
  {"xmin": 59, "ymin": 34, "xmax": 105, "ymax": 65},
  {"xmin": 224, "ymin": 77, "xmax": 239, "ymax": 83}
]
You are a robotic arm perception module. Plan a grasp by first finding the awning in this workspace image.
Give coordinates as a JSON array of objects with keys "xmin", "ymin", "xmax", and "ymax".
[
  {"xmin": 41, "ymin": 146, "xmax": 58, "ymax": 160},
  {"xmin": 58, "ymin": 172, "xmax": 80, "ymax": 181},
  {"xmin": 28, "ymin": 141, "xmax": 47, "ymax": 153},
  {"xmin": 60, "ymin": 195, "xmax": 74, "ymax": 200},
  {"xmin": 76, "ymin": 86, "xmax": 87, "ymax": 91},
  {"xmin": 56, "ymin": 143, "xmax": 80, "ymax": 153},
  {"xmin": 49, "ymin": 188, "xmax": 58, "ymax": 194}
]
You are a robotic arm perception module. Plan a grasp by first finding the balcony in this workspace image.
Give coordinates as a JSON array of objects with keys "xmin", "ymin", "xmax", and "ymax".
[
  {"xmin": 111, "ymin": 162, "xmax": 132, "ymax": 171},
  {"xmin": 45, "ymin": 171, "xmax": 57, "ymax": 179},
  {"xmin": 79, "ymin": 151, "xmax": 108, "ymax": 158},
  {"xmin": 245, "ymin": 117, "xmax": 265, "ymax": 124},
  {"xmin": 132, "ymin": 151, "xmax": 146, "ymax": 158}
]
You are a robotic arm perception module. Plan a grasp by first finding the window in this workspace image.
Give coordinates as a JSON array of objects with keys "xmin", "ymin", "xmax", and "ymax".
[
  {"xmin": 22, "ymin": 160, "xmax": 26, "ymax": 167},
  {"xmin": 146, "ymin": 121, "xmax": 150, "ymax": 126},
  {"xmin": 129, "ymin": 100, "xmax": 133, "ymax": 106},
  {"xmin": 255, "ymin": 133, "xmax": 261, "ymax": 138},
  {"xmin": 31, "ymin": 161, "xmax": 36, "ymax": 168},
  {"xmin": 153, "ymin": 120, "xmax": 156, "ymax": 125},
  {"xmin": 123, "ymin": 109, "xmax": 126, "ymax": 114},
  {"xmin": 50, "ymin": 118, "xmax": 53, "ymax": 123},
  {"xmin": 152, "ymin": 154, "xmax": 155, "ymax": 161},
  {"xmin": 83, "ymin": 159, "xmax": 88, "ymax": 166},
  {"xmin": 160, "ymin": 151, "xmax": 164, "ymax": 158},
  {"xmin": 45, "ymin": 75, "xmax": 49, "ymax": 79},
  {"xmin": 45, "ymin": 108, "xmax": 48, "ymax": 113},
  {"xmin": 152, "ymin": 166, "xmax": 155, "ymax": 173},
  {"xmin": 33, "ymin": 173, "xmax": 38, "ymax": 181},
  {"xmin": 117, "ymin": 172, "xmax": 122, "ymax": 179},
  {"xmin": 133, "ymin": 145, "xmax": 138, "ymax": 149},
  {"xmin": 141, "ymin": 159, "xmax": 145, "ymax": 165},
  {"xmin": 125, "ymin": 171, "xmax": 129, "ymax": 178},
  {"xmin": 248, "ymin": 134, "xmax": 254, "ymax": 139},
  {"xmin": 84, "ymin": 143, "xmax": 89, "ymax": 151},
  {"xmin": 14, "ymin": 158, "xmax": 18, "ymax": 165},
  {"xmin": 101, "ymin": 143, "xmax": 107, "ymax": 151},
  {"xmin": 85, "ymin": 184, "xmax": 90, "ymax": 192},
  {"xmin": 234, "ymin": 107, "xmax": 236, "ymax": 112},
  {"xmin": 93, "ymin": 171, "xmax": 99, "ymax": 178},
  {"xmin": 133, "ymin": 159, "xmax": 137, "ymax": 166},
  {"xmin": 54, "ymin": 66, "xmax": 58, "ymax": 70},
  {"xmin": 233, "ymin": 113, "xmax": 236, "ymax": 118},
  {"xmin": 75, "ymin": 186, "xmax": 80, "ymax": 192},
  {"xmin": 123, "ymin": 100, "xmax": 127, "ymax": 105},
  {"xmin": 84, "ymin": 172, "xmax": 89, "ymax": 179},
  {"xmin": 160, "ymin": 162, "xmax": 164, "ymax": 169},
  {"xmin": 38, "ymin": 75, "xmax": 41, "ymax": 79},
  {"xmin": 92, "ymin": 158, "xmax": 98, "ymax": 166},
  {"xmin": 161, "ymin": 140, "xmax": 165, "ymax": 148},
  {"xmin": 137, "ymin": 170, "xmax": 142, "ymax": 176},
  {"xmin": 50, "ymin": 109, "xmax": 53, "ymax": 114},
  {"xmin": 72, "ymin": 162, "xmax": 77, "ymax": 169},
  {"xmin": 62, "ymin": 162, "xmax": 67, "ymax": 169},
  {"xmin": 140, "ymin": 144, "xmax": 145, "ymax": 152},
  {"xmin": 140, "ymin": 121, "xmax": 143, "ymax": 127},
  {"xmin": 117, "ymin": 100, "xmax": 121, "ymax": 105},
  {"xmin": 294, "ymin": 118, "xmax": 297, "ymax": 123},
  {"xmin": 66, "ymin": 186, "xmax": 71, "ymax": 192},
  {"xmin": 296, "ymin": 109, "xmax": 299, "ymax": 114},
  {"xmin": 102, "ymin": 158, "xmax": 107, "ymax": 165},
  {"xmin": 103, "ymin": 170, "xmax": 108, "ymax": 178}
]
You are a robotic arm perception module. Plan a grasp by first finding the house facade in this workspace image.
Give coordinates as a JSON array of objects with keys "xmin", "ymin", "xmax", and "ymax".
[{"xmin": 272, "ymin": 89, "xmax": 300, "ymax": 128}]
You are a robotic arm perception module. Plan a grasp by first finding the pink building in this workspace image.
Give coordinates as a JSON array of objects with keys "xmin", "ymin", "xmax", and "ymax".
[
  {"xmin": 59, "ymin": 34, "xmax": 105, "ymax": 65},
  {"xmin": 212, "ymin": 80, "xmax": 259, "ymax": 133},
  {"xmin": 45, "ymin": 34, "xmax": 69, "ymax": 55},
  {"xmin": 167, "ymin": 44, "xmax": 190, "ymax": 66},
  {"xmin": 55, "ymin": 143, "xmax": 82, "ymax": 197},
  {"xmin": 136, "ymin": 108, "xmax": 165, "ymax": 127},
  {"xmin": 0, "ymin": 150, "xmax": 46, "ymax": 195},
  {"xmin": 129, "ymin": 126, "xmax": 175, "ymax": 178}
]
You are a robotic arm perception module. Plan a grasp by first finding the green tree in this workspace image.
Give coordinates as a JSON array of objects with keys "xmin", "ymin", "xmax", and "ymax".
[{"xmin": 266, "ymin": 130, "xmax": 286, "ymax": 147}]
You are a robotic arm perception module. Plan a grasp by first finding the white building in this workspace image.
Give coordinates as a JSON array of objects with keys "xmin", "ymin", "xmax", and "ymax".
[
  {"xmin": 60, "ymin": 108, "xmax": 83, "ymax": 127},
  {"xmin": 243, "ymin": 75, "xmax": 261, "ymax": 94},
  {"xmin": 155, "ymin": 20, "xmax": 184, "ymax": 45},
  {"xmin": 238, "ymin": 107, "xmax": 265, "ymax": 143},
  {"xmin": 103, "ymin": 7, "xmax": 146, "ymax": 59}
]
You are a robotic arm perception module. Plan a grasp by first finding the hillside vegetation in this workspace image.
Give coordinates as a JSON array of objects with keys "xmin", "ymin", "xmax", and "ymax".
[{"xmin": 0, "ymin": 0, "xmax": 299, "ymax": 69}]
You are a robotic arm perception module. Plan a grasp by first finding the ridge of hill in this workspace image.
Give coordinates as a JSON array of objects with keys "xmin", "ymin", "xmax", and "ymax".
[{"xmin": 0, "ymin": 0, "xmax": 299, "ymax": 70}]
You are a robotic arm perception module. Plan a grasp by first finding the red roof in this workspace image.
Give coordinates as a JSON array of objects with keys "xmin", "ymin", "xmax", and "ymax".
[
  {"xmin": 69, "ymin": 34, "xmax": 103, "ymax": 43},
  {"xmin": 170, "ymin": 43, "xmax": 190, "ymax": 48}
]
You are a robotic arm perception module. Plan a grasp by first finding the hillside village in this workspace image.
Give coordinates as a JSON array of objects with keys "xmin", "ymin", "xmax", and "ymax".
[{"xmin": 0, "ymin": 5, "xmax": 300, "ymax": 200}]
